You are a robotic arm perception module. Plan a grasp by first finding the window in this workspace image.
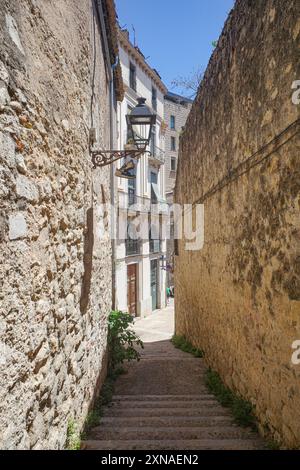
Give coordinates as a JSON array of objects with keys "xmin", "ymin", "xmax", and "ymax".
[
  {"xmin": 171, "ymin": 157, "xmax": 176, "ymax": 171},
  {"xmin": 129, "ymin": 62, "xmax": 136, "ymax": 91},
  {"xmin": 152, "ymin": 87, "xmax": 157, "ymax": 111},
  {"xmin": 126, "ymin": 238, "xmax": 140, "ymax": 256},
  {"xmin": 170, "ymin": 115, "xmax": 175, "ymax": 129},
  {"xmin": 128, "ymin": 169, "xmax": 136, "ymax": 205},
  {"xmin": 126, "ymin": 218, "xmax": 140, "ymax": 256},
  {"xmin": 149, "ymin": 238, "xmax": 161, "ymax": 253},
  {"xmin": 150, "ymin": 125, "xmax": 156, "ymax": 156},
  {"xmin": 171, "ymin": 136, "xmax": 176, "ymax": 151},
  {"xmin": 150, "ymin": 171, "xmax": 158, "ymax": 184},
  {"xmin": 149, "ymin": 215, "xmax": 161, "ymax": 253},
  {"xmin": 127, "ymin": 105, "xmax": 133, "ymax": 142},
  {"xmin": 150, "ymin": 172, "xmax": 158, "ymax": 204}
]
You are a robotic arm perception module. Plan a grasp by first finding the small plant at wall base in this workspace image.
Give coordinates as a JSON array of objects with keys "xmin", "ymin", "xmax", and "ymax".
[
  {"xmin": 82, "ymin": 373, "xmax": 117, "ymax": 437},
  {"xmin": 171, "ymin": 335, "xmax": 204, "ymax": 357},
  {"xmin": 85, "ymin": 312, "xmax": 143, "ymax": 429},
  {"xmin": 66, "ymin": 419, "xmax": 81, "ymax": 450},
  {"xmin": 205, "ymin": 368, "xmax": 257, "ymax": 429},
  {"xmin": 108, "ymin": 310, "xmax": 144, "ymax": 371},
  {"xmin": 74, "ymin": 311, "xmax": 144, "ymax": 446}
]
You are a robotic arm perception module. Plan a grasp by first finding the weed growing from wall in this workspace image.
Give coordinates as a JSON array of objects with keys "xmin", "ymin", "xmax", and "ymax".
[
  {"xmin": 171, "ymin": 335, "xmax": 204, "ymax": 357},
  {"xmin": 205, "ymin": 368, "xmax": 257, "ymax": 429},
  {"xmin": 66, "ymin": 419, "xmax": 81, "ymax": 450}
]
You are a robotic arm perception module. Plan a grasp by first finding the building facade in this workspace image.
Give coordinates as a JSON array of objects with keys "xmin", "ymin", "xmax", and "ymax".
[
  {"xmin": 115, "ymin": 29, "xmax": 168, "ymax": 317},
  {"xmin": 0, "ymin": 0, "xmax": 123, "ymax": 449},
  {"xmin": 164, "ymin": 92, "xmax": 192, "ymax": 287}
]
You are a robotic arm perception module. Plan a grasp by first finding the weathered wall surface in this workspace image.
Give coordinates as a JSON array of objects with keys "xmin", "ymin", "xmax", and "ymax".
[
  {"xmin": 175, "ymin": 0, "xmax": 300, "ymax": 447},
  {"xmin": 0, "ymin": 0, "xmax": 113, "ymax": 449}
]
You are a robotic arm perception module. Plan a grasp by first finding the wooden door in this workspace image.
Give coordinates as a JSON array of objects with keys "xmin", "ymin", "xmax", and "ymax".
[{"xmin": 127, "ymin": 264, "xmax": 137, "ymax": 316}]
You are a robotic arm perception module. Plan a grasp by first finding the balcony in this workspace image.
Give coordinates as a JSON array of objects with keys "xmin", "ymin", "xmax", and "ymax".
[
  {"xmin": 149, "ymin": 145, "xmax": 165, "ymax": 166},
  {"xmin": 126, "ymin": 238, "xmax": 140, "ymax": 256},
  {"xmin": 149, "ymin": 239, "xmax": 161, "ymax": 253},
  {"xmin": 118, "ymin": 192, "xmax": 151, "ymax": 212}
]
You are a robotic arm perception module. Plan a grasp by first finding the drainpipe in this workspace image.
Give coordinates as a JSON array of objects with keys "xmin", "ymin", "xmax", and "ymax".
[
  {"xmin": 110, "ymin": 60, "xmax": 119, "ymax": 311},
  {"xmin": 96, "ymin": 0, "xmax": 112, "ymax": 82},
  {"xmin": 95, "ymin": 0, "xmax": 118, "ymax": 309}
]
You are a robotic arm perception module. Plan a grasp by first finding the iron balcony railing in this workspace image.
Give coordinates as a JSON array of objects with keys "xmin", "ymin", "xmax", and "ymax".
[
  {"xmin": 122, "ymin": 130, "xmax": 165, "ymax": 165},
  {"xmin": 149, "ymin": 145, "xmax": 165, "ymax": 164},
  {"xmin": 126, "ymin": 238, "xmax": 140, "ymax": 256},
  {"xmin": 126, "ymin": 238, "xmax": 161, "ymax": 256},
  {"xmin": 118, "ymin": 192, "xmax": 151, "ymax": 212}
]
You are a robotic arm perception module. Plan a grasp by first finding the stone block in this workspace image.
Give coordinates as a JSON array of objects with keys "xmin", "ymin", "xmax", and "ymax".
[
  {"xmin": 8, "ymin": 213, "xmax": 27, "ymax": 240},
  {"xmin": 0, "ymin": 60, "xmax": 9, "ymax": 85},
  {"xmin": 16, "ymin": 175, "xmax": 39, "ymax": 202},
  {"xmin": 5, "ymin": 14, "xmax": 25, "ymax": 54},
  {"xmin": 0, "ymin": 83, "xmax": 10, "ymax": 106},
  {"xmin": 38, "ymin": 178, "xmax": 52, "ymax": 200},
  {"xmin": 15, "ymin": 89, "xmax": 27, "ymax": 104},
  {"xmin": 0, "ymin": 166, "xmax": 10, "ymax": 198},
  {"xmin": 9, "ymin": 101, "xmax": 23, "ymax": 113},
  {"xmin": 0, "ymin": 132, "xmax": 16, "ymax": 168},
  {"xmin": 15, "ymin": 154, "xmax": 27, "ymax": 174}
]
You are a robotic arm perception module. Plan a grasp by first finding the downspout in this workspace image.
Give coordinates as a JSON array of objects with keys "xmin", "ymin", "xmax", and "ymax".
[
  {"xmin": 96, "ymin": 0, "xmax": 112, "ymax": 82},
  {"xmin": 96, "ymin": 0, "xmax": 117, "ymax": 309},
  {"xmin": 110, "ymin": 59, "xmax": 119, "ymax": 311}
]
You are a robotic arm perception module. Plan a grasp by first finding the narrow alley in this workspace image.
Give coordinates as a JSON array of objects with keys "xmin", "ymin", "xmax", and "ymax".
[
  {"xmin": 0, "ymin": 0, "xmax": 299, "ymax": 456},
  {"xmin": 83, "ymin": 304, "xmax": 265, "ymax": 450}
]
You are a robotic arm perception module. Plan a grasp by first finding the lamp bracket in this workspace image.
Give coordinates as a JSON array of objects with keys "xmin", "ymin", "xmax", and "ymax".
[{"xmin": 91, "ymin": 148, "xmax": 151, "ymax": 168}]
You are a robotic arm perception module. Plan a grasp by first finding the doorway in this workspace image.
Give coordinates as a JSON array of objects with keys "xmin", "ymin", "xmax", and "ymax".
[
  {"xmin": 150, "ymin": 259, "xmax": 158, "ymax": 311},
  {"xmin": 127, "ymin": 264, "xmax": 137, "ymax": 316}
]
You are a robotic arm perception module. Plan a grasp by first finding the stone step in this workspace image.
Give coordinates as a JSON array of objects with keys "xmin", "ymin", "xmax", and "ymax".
[
  {"xmin": 89, "ymin": 426, "xmax": 257, "ymax": 441},
  {"xmin": 99, "ymin": 415, "xmax": 235, "ymax": 427},
  {"xmin": 103, "ymin": 407, "xmax": 231, "ymax": 418},
  {"xmin": 112, "ymin": 394, "xmax": 215, "ymax": 401},
  {"xmin": 139, "ymin": 357, "xmax": 205, "ymax": 363},
  {"xmin": 139, "ymin": 354, "xmax": 203, "ymax": 359},
  {"xmin": 108, "ymin": 400, "xmax": 220, "ymax": 409},
  {"xmin": 83, "ymin": 438, "xmax": 264, "ymax": 450}
]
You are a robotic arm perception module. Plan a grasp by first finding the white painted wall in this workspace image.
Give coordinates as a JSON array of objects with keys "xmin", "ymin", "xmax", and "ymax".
[{"xmin": 115, "ymin": 41, "xmax": 167, "ymax": 317}]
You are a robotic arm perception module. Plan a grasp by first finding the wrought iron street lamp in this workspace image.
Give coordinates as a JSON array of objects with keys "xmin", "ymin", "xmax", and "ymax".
[
  {"xmin": 126, "ymin": 97, "xmax": 156, "ymax": 150},
  {"xmin": 91, "ymin": 97, "xmax": 156, "ymax": 173}
]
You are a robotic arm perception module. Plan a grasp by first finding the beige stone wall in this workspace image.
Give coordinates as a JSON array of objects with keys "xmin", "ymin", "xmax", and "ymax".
[
  {"xmin": 0, "ymin": 0, "xmax": 114, "ymax": 449},
  {"xmin": 175, "ymin": 0, "xmax": 300, "ymax": 447}
]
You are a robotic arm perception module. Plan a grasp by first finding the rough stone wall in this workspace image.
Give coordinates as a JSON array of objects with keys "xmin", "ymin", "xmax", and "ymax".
[
  {"xmin": 175, "ymin": 0, "xmax": 300, "ymax": 447},
  {"xmin": 0, "ymin": 0, "xmax": 114, "ymax": 449}
]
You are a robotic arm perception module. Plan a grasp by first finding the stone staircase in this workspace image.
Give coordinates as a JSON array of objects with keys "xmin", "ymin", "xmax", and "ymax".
[{"xmin": 83, "ymin": 339, "xmax": 265, "ymax": 450}]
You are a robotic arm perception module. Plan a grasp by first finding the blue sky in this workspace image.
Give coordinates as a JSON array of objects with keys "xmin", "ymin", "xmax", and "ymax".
[{"xmin": 115, "ymin": 0, "xmax": 235, "ymax": 95}]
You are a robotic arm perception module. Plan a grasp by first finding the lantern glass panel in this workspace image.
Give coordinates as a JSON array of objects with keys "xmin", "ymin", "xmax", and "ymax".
[{"xmin": 126, "ymin": 97, "xmax": 156, "ymax": 150}]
